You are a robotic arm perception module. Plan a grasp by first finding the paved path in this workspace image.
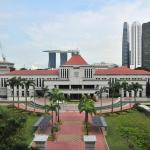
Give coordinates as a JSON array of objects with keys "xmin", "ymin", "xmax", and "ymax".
[{"xmin": 47, "ymin": 112, "xmax": 107, "ymax": 150}]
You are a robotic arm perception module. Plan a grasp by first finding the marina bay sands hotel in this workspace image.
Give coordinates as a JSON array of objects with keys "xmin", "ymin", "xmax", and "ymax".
[{"xmin": 43, "ymin": 50, "xmax": 79, "ymax": 68}]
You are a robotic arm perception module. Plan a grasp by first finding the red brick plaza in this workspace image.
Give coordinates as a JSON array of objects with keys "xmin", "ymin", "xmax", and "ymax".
[{"xmin": 47, "ymin": 112, "xmax": 107, "ymax": 150}]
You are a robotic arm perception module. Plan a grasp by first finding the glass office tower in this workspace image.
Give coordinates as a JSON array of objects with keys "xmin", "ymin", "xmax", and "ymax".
[
  {"xmin": 122, "ymin": 22, "xmax": 130, "ymax": 67},
  {"xmin": 142, "ymin": 22, "xmax": 150, "ymax": 69}
]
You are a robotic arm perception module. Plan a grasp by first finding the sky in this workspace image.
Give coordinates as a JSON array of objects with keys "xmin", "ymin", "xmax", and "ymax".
[{"xmin": 0, "ymin": 0, "xmax": 150, "ymax": 69}]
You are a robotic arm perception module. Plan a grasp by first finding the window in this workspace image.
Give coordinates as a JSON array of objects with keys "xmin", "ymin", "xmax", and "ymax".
[
  {"xmin": 27, "ymin": 91, "xmax": 29, "ymax": 96},
  {"xmin": 16, "ymin": 91, "xmax": 19, "ymax": 97},
  {"xmin": 11, "ymin": 91, "xmax": 13, "ymax": 96},
  {"xmin": 22, "ymin": 91, "xmax": 24, "ymax": 97}
]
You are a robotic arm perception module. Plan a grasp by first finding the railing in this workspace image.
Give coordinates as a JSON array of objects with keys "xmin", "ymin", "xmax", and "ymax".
[{"xmin": 60, "ymin": 88, "xmax": 96, "ymax": 91}]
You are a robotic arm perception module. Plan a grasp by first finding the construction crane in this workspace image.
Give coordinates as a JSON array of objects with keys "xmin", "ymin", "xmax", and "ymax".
[{"xmin": 0, "ymin": 41, "xmax": 6, "ymax": 62}]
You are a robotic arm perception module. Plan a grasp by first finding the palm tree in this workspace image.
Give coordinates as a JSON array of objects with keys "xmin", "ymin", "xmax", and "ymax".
[
  {"xmin": 95, "ymin": 86, "xmax": 107, "ymax": 113},
  {"xmin": 31, "ymin": 83, "xmax": 36, "ymax": 112},
  {"xmin": 127, "ymin": 84, "xmax": 132, "ymax": 108},
  {"xmin": 57, "ymin": 92, "xmax": 64, "ymax": 122},
  {"xmin": 22, "ymin": 79, "xmax": 35, "ymax": 110},
  {"xmin": 42, "ymin": 86, "xmax": 49, "ymax": 112},
  {"xmin": 44, "ymin": 102, "xmax": 58, "ymax": 136},
  {"xmin": 120, "ymin": 81, "xmax": 128, "ymax": 111},
  {"xmin": 15, "ymin": 77, "xmax": 23, "ymax": 108},
  {"xmin": 49, "ymin": 88, "xmax": 64, "ymax": 123},
  {"xmin": 130, "ymin": 82, "xmax": 143, "ymax": 104},
  {"xmin": 78, "ymin": 96, "xmax": 96, "ymax": 135},
  {"xmin": 108, "ymin": 80, "xmax": 120, "ymax": 112},
  {"xmin": 7, "ymin": 77, "xmax": 17, "ymax": 108}
]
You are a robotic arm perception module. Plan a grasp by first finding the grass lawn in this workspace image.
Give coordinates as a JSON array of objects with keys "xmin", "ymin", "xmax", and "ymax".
[
  {"xmin": 22, "ymin": 112, "xmax": 39, "ymax": 144},
  {"xmin": 105, "ymin": 109, "xmax": 150, "ymax": 150}
]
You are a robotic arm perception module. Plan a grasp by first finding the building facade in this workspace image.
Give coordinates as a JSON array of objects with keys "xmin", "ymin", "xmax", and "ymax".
[
  {"xmin": 142, "ymin": 22, "xmax": 150, "ymax": 69},
  {"xmin": 130, "ymin": 21, "xmax": 142, "ymax": 69},
  {"xmin": 122, "ymin": 22, "xmax": 130, "ymax": 67},
  {"xmin": 0, "ymin": 54, "xmax": 150, "ymax": 100}
]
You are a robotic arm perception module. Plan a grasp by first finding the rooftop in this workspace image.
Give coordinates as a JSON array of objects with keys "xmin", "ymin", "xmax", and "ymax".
[
  {"xmin": 5, "ymin": 69, "xmax": 59, "ymax": 75},
  {"xmin": 64, "ymin": 54, "xmax": 88, "ymax": 65},
  {"xmin": 95, "ymin": 67, "xmax": 150, "ymax": 75}
]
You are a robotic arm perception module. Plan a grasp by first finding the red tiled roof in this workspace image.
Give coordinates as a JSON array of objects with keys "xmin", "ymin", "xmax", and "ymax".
[
  {"xmin": 5, "ymin": 69, "xmax": 59, "ymax": 75},
  {"xmin": 95, "ymin": 67, "xmax": 150, "ymax": 75},
  {"xmin": 64, "ymin": 55, "xmax": 88, "ymax": 65}
]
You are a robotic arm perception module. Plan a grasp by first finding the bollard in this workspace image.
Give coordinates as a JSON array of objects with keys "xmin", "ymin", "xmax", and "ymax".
[{"xmin": 83, "ymin": 135, "xmax": 96, "ymax": 150}]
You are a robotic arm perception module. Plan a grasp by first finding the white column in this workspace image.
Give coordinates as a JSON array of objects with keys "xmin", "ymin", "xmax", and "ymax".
[
  {"xmin": 137, "ymin": 91, "xmax": 139, "ymax": 97},
  {"xmin": 126, "ymin": 91, "xmax": 129, "ymax": 97},
  {"xmin": 131, "ymin": 90, "xmax": 134, "ymax": 97},
  {"xmin": 142, "ymin": 85, "xmax": 146, "ymax": 97}
]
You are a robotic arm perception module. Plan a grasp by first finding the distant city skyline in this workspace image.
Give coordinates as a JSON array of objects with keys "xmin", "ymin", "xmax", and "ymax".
[
  {"xmin": 130, "ymin": 21, "xmax": 142, "ymax": 69},
  {"xmin": 142, "ymin": 22, "xmax": 150, "ymax": 69},
  {"xmin": 0, "ymin": 0, "xmax": 150, "ymax": 68},
  {"xmin": 122, "ymin": 22, "xmax": 129, "ymax": 67}
]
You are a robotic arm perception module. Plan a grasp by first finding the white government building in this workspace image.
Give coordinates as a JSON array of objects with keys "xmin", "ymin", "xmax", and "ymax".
[{"xmin": 0, "ymin": 54, "xmax": 150, "ymax": 100}]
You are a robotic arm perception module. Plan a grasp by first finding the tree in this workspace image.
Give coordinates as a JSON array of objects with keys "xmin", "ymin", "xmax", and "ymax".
[
  {"xmin": 95, "ymin": 86, "xmax": 107, "ymax": 113},
  {"xmin": 7, "ymin": 77, "xmax": 18, "ymax": 108},
  {"xmin": 78, "ymin": 96, "xmax": 96, "ymax": 135},
  {"xmin": 56, "ymin": 92, "xmax": 64, "ymax": 122},
  {"xmin": 0, "ymin": 107, "xmax": 27, "ymax": 149},
  {"xmin": 22, "ymin": 79, "xmax": 35, "ymax": 110},
  {"xmin": 130, "ymin": 82, "xmax": 143, "ymax": 104},
  {"xmin": 108, "ymin": 80, "xmax": 121, "ymax": 112},
  {"xmin": 15, "ymin": 77, "xmax": 24, "ymax": 108},
  {"xmin": 49, "ymin": 88, "xmax": 64, "ymax": 123},
  {"xmin": 42, "ymin": 86, "xmax": 49, "ymax": 112},
  {"xmin": 30, "ymin": 83, "xmax": 36, "ymax": 112},
  {"xmin": 44, "ymin": 102, "xmax": 58, "ymax": 136},
  {"xmin": 127, "ymin": 84, "xmax": 133, "ymax": 108},
  {"xmin": 120, "ymin": 81, "xmax": 128, "ymax": 111}
]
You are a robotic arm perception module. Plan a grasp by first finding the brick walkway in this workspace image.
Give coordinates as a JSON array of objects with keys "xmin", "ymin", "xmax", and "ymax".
[{"xmin": 47, "ymin": 112, "xmax": 107, "ymax": 150}]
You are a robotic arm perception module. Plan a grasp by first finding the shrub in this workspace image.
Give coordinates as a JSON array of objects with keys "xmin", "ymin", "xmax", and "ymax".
[{"xmin": 48, "ymin": 135, "xmax": 56, "ymax": 141}]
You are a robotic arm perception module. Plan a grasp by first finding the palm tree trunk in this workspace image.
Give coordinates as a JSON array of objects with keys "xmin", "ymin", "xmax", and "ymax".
[
  {"xmin": 55, "ymin": 109, "xmax": 58, "ymax": 123},
  {"xmin": 25, "ymin": 88, "xmax": 27, "ymax": 110},
  {"xmin": 44, "ymin": 97, "xmax": 46, "ymax": 113},
  {"xmin": 57, "ymin": 102, "xmax": 60, "ymax": 122},
  {"xmin": 129, "ymin": 96, "xmax": 131, "ymax": 108},
  {"xmin": 100, "ymin": 97, "xmax": 102, "ymax": 113},
  {"xmin": 13, "ymin": 87, "xmax": 15, "ymax": 108},
  {"xmin": 17, "ymin": 93, "xmax": 19, "ymax": 108},
  {"xmin": 112, "ymin": 97, "xmax": 113, "ymax": 112},
  {"xmin": 34, "ymin": 89, "xmax": 35, "ymax": 112},
  {"xmin": 120, "ymin": 96, "xmax": 122, "ymax": 111},
  {"xmin": 134, "ymin": 91, "xmax": 136, "ymax": 104},
  {"xmin": 85, "ymin": 112, "xmax": 89, "ymax": 135},
  {"xmin": 51, "ymin": 110, "xmax": 54, "ymax": 135},
  {"xmin": 111, "ymin": 88, "xmax": 114, "ymax": 112}
]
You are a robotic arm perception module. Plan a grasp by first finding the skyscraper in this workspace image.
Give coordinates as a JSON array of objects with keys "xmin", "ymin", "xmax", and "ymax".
[
  {"xmin": 48, "ymin": 52, "xmax": 56, "ymax": 68},
  {"xmin": 122, "ymin": 22, "xmax": 130, "ymax": 67},
  {"xmin": 130, "ymin": 21, "xmax": 142, "ymax": 69},
  {"xmin": 142, "ymin": 22, "xmax": 150, "ymax": 69},
  {"xmin": 60, "ymin": 52, "xmax": 67, "ymax": 66}
]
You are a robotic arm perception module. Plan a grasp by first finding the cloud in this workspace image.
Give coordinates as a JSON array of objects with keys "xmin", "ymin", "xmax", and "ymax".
[{"xmin": 1, "ymin": 0, "xmax": 150, "ymax": 68}]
